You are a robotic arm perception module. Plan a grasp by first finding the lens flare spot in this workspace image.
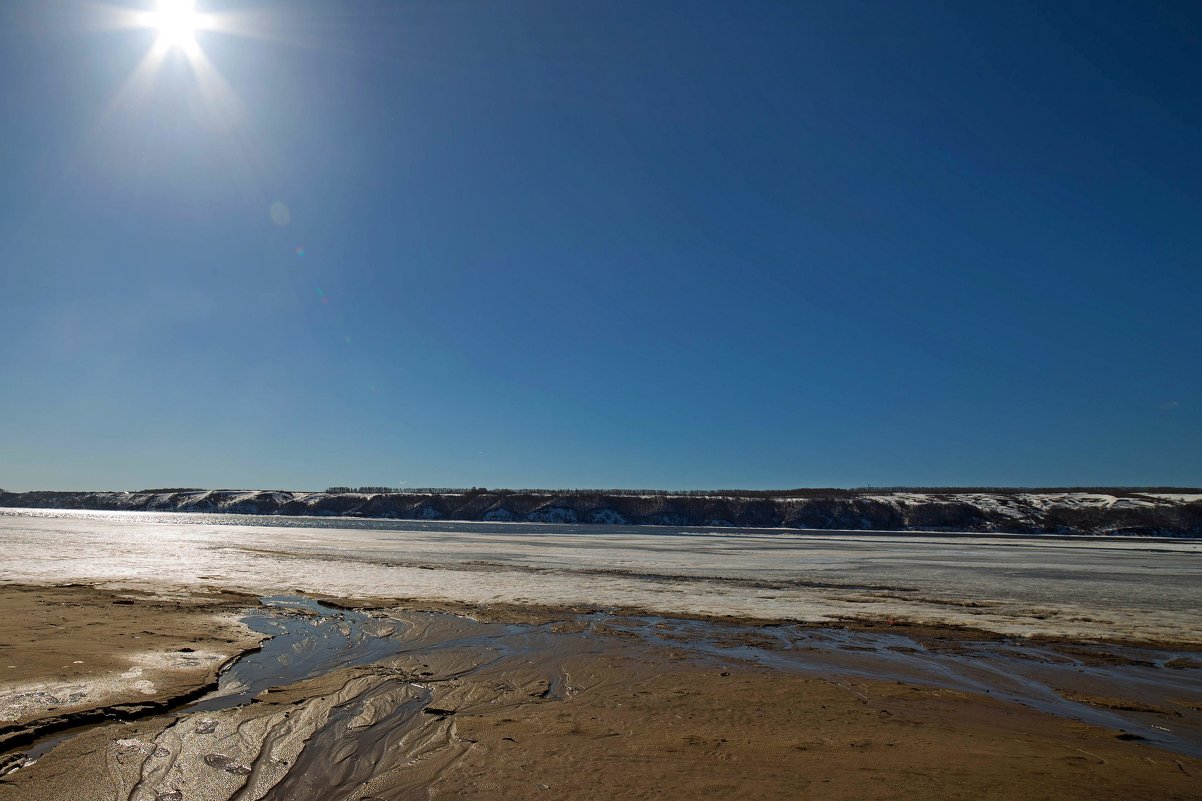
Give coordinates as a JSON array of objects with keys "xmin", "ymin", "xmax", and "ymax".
[{"xmin": 269, "ymin": 201, "xmax": 291, "ymax": 226}]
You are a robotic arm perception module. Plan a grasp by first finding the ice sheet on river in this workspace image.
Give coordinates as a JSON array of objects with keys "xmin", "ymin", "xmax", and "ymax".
[{"xmin": 1, "ymin": 509, "xmax": 1200, "ymax": 643}]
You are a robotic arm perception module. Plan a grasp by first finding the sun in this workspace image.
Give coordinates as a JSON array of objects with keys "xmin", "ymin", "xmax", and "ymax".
[{"xmin": 149, "ymin": 0, "xmax": 199, "ymax": 48}]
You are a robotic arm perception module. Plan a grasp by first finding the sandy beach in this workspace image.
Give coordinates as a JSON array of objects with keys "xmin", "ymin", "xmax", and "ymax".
[{"xmin": 2, "ymin": 511, "xmax": 1201, "ymax": 799}]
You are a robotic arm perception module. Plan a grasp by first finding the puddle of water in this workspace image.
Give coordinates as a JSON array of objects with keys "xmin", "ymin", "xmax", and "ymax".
[{"xmin": 186, "ymin": 596, "xmax": 409, "ymax": 713}]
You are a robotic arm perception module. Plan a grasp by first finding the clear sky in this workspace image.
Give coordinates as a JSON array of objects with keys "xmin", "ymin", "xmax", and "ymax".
[{"xmin": 1, "ymin": 0, "xmax": 1199, "ymax": 491}]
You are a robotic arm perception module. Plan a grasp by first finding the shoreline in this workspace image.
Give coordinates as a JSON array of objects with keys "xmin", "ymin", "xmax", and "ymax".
[
  {"xmin": 5, "ymin": 509, "xmax": 1199, "ymax": 646},
  {"xmin": 2, "ymin": 579, "xmax": 1202, "ymax": 755},
  {"xmin": 307, "ymin": 590, "xmax": 1202, "ymax": 653},
  {"xmin": 3, "ymin": 510, "xmax": 1200, "ymax": 797},
  {"xmin": 1, "ymin": 582, "xmax": 1200, "ymax": 799}
]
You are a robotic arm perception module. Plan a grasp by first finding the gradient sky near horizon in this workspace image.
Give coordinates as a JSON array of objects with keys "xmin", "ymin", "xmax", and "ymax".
[{"xmin": 1, "ymin": 0, "xmax": 1200, "ymax": 491}]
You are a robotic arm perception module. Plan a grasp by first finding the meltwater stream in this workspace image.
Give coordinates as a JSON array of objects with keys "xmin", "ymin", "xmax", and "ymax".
[
  {"xmin": 186, "ymin": 596, "xmax": 409, "ymax": 713},
  {"xmin": 8, "ymin": 595, "xmax": 574, "ymax": 791},
  {"xmin": 10, "ymin": 597, "xmax": 411, "ymax": 771}
]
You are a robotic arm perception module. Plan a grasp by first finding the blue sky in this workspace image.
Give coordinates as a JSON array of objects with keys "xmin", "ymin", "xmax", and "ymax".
[{"xmin": 1, "ymin": 0, "xmax": 1199, "ymax": 491}]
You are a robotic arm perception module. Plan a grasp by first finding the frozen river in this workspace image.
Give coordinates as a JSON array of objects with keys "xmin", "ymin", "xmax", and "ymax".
[{"xmin": 2, "ymin": 508, "xmax": 1200, "ymax": 642}]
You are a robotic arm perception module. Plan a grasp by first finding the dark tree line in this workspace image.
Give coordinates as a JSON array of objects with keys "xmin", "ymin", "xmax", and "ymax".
[{"xmin": 322, "ymin": 485, "xmax": 1200, "ymax": 499}]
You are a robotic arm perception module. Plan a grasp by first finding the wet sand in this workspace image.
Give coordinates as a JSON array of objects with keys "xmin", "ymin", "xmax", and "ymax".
[
  {"xmin": 2, "ymin": 584, "xmax": 1201, "ymax": 800},
  {"xmin": 0, "ymin": 586, "xmax": 263, "ymax": 766}
]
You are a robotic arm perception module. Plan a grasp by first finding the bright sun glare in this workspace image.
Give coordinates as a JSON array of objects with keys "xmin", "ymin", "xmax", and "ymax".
[
  {"xmin": 150, "ymin": 0, "xmax": 199, "ymax": 47},
  {"xmin": 115, "ymin": 0, "xmax": 243, "ymax": 134}
]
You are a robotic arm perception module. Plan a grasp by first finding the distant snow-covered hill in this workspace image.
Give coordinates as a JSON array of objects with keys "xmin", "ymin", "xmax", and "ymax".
[{"xmin": 1, "ymin": 488, "xmax": 1200, "ymax": 536}]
